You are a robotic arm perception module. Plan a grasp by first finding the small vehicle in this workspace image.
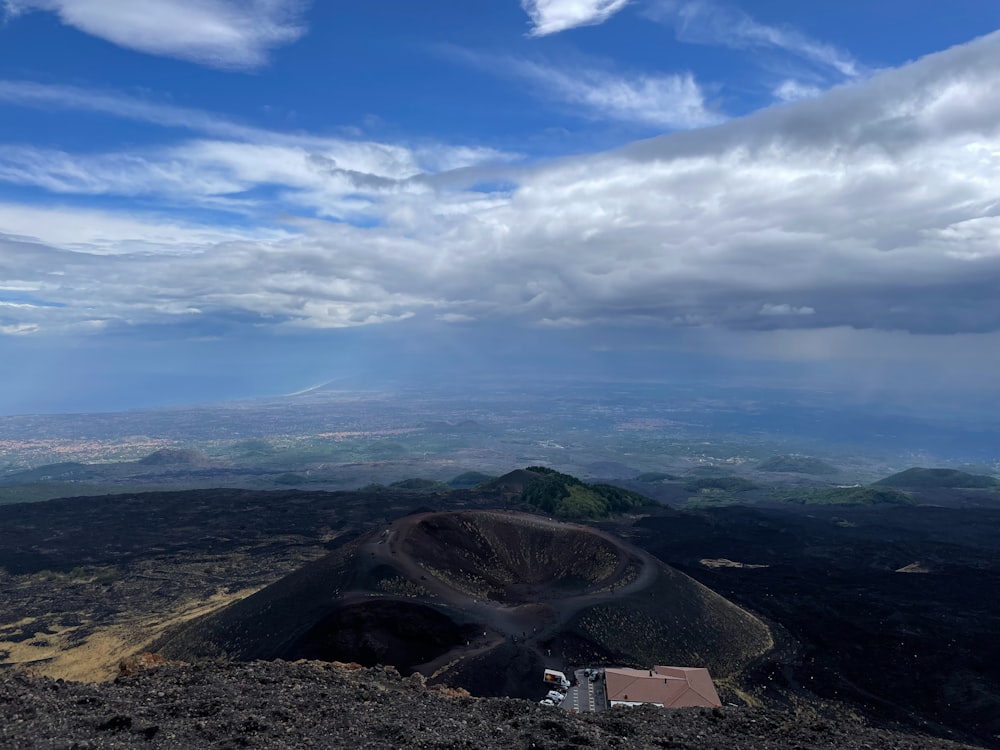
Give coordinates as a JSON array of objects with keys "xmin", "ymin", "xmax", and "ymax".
[
  {"xmin": 543, "ymin": 669, "xmax": 571, "ymax": 688},
  {"xmin": 539, "ymin": 698, "xmax": 556, "ymax": 706},
  {"xmin": 546, "ymin": 690, "xmax": 565, "ymax": 702}
]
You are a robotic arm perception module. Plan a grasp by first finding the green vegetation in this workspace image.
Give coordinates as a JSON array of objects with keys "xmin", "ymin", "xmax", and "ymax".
[
  {"xmin": 684, "ymin": 465, "xmax": 734, "ymax": 478},
  {"xmin": 447, "ymin": 471, "xmax": 497, "ymax": 488},
  {"xmin": 769, "ymin": 486, "xmax": 915, "ymax": 506},
  {"xmin": 683, "ymin": 476, "xmax": 759, "ymax": 493},
  {"xmin": 634, "ymin": 472, "xmax": 680, "ymax": 482},
  {"xmin": 521, "ymin": 469, "xmax": 654, "ymax": 519},
  {"xmin": 874, "ymin": 467, "xmax": 998, "ymax": 489},
  {"xmin": 687, "ymin": 483, "xmax": 915, "ymax": 508},
  {"xmin": 681, "ymin": 475, "xmax": 760, "ymax": 509},
  {"xmin": 756, "ymin": 455, "xmax": 839, "ymax": 475}
]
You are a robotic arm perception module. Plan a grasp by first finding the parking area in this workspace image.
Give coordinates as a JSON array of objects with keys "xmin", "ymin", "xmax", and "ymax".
[{"xmin": 561, "ymin": 669, "xmax": 607, "ymax": 713}]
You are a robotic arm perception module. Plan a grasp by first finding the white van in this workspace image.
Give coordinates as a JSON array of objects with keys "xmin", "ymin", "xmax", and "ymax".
[{"xmin": 543, "ymin": 669, "xmax": 571, "ymax": 688}]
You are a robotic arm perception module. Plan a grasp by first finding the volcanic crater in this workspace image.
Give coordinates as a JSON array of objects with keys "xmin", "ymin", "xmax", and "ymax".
[
  {"xmin": 397, "ymin": 511, "xmax": 640, "ymax": 602},
  {"xmin": 155, "ymin": 510, "xmax": 772, "ymax": 699}
]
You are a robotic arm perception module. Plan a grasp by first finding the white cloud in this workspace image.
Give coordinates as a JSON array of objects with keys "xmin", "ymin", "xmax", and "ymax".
[
  {"xmin": 0, "ymin": 81, "xmax": 420, "ymax": 166},
  {"xmin": 521, "ymin": 0, "xmax": 630, "ymax": 36},
  {"xmin": 0, "ymin": 145, "xmax": 245, "ymax": 198},
  {"xmin": 2, "ymin": 0, "xmax": 306, "ymax": 69},
  {"xmin": 437, "ymin": 313, "xmax": 476, "ymax": 323},
  {"xmin": 647, "ymin": 1, "xmax": 862, "ymax": 80},
  {"xmin": 0, "ymin": 140, "xmax": 510, "ymax": 223},
  {"xmin": 2, "ymin": 31, "xmax": 1000, "ymax": 342},
  {"xmin": 444, "ymin": 46, "xmax": 721, "ymax": 129},
  {"xmin": 0, "ymin": 79, "xmax": 267, "ymax": 139},
  {"xmin": 759, "ymin": 303, "xmax": 815, "ymax": 317},
  {"xmin": 0, "ymin": 202, "xmax": 289, "ymax": 254},
  {"xmin": 773, "ymin": 79, "xmax": 822, "ymax": 102},
  {"xmin": 0, "ymin": 80, "xmax": 518, "ymax": 172},
  {"xmin": 0, "ymin": 83, "xmax": 519, "ymax": 222},
  {"xmin": 509, "ymin": 59, "xmax": 722, "ymax": 129},
  {"xmin": 0, "ymin": 218, "xmax": 432, "ymax": 332},
  {"xmin": 0, "ymin": 323, "xmax": 40, "ymax": 335}
]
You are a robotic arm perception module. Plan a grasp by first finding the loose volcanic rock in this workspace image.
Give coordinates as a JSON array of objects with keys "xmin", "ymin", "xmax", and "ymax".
[{"xmin": 0, "ymin": 661, "xmax": 986, "ymax": 750}]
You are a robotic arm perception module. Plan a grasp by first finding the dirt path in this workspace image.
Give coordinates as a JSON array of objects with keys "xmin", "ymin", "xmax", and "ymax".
[{"xmin": 363, "ymin": 511, "xmax": 659, "ymax": 637}]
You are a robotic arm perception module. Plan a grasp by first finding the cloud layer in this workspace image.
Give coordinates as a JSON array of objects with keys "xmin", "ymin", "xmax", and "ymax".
[
  {"xmin": 2, "ymin": 0, "xmax": 306, "ymax": 68},
  {"xmin": 2, "ymin": 31, "xmax": 1000, "ymax": 351}
]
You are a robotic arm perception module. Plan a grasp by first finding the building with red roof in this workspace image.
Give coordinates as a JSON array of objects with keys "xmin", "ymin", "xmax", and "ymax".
[{"xmin": 603, "ymin": 665, "xmax": 721, "ymax": 708}]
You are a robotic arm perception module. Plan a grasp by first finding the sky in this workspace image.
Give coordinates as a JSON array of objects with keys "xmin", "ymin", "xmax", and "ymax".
[{"xmin": 1, "ymin": 0, "xmax": 1000, "ymax": 415}]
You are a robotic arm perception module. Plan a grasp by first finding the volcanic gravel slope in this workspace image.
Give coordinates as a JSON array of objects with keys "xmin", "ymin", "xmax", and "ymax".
[
  {"xmin": 0, "ymin": 661, "xmax": 986, "ymax": 750},
  {"xmin": 152, "ymin": 511, "xmax": 772, "ymax": 699},
  {"xmin": 400, "ymin": 511, "xmax": 630, "ymax": 602}
]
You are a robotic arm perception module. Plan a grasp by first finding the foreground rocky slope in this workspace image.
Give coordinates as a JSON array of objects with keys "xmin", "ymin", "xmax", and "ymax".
[
  {"xmin": 2, "ymin": 486, "xmax": 998, "ymax": 745},
  {"xmin": 0, "ymin": 660, "xmax": 986, "ymax": 750}
]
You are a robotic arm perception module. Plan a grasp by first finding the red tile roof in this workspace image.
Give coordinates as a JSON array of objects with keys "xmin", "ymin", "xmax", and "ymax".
[{"xmin": 604, "ymin": 665, "xmax": 721, "ymax": 708}]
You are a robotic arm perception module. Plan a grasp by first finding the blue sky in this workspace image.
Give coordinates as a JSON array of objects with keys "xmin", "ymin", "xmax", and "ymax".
[{"xmin": 1, "ymin": 0, "xmax": 1000, "ymax": 414}]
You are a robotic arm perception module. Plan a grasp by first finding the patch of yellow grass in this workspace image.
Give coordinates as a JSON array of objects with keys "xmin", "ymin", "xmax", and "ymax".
[
  {"xmin": 0, "ymin": 586, "xmax": 260, "ymax": 682},
  {"xmin": 0, "ymin": 616, "xmax": 38, "ymax": 630},
  {"xmin": 429, "ymin": 658, "xmax": 461, "ymax": 679}
]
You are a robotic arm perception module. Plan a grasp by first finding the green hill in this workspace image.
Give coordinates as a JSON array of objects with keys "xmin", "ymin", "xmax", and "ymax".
[
  {"xmin": 757, "ymin": 455, "xmax": 839, "ymax": 475},
  {"xmin": 481, "ymin": 467, "xmax": 550, "ymax": 495},
  {"xmin": 517, "ymin": 468, "xmax": 655, "ymax": 519},
  {"xmin": 874, "ymin": 468, "xmax": 998, "ymax": 489}
]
